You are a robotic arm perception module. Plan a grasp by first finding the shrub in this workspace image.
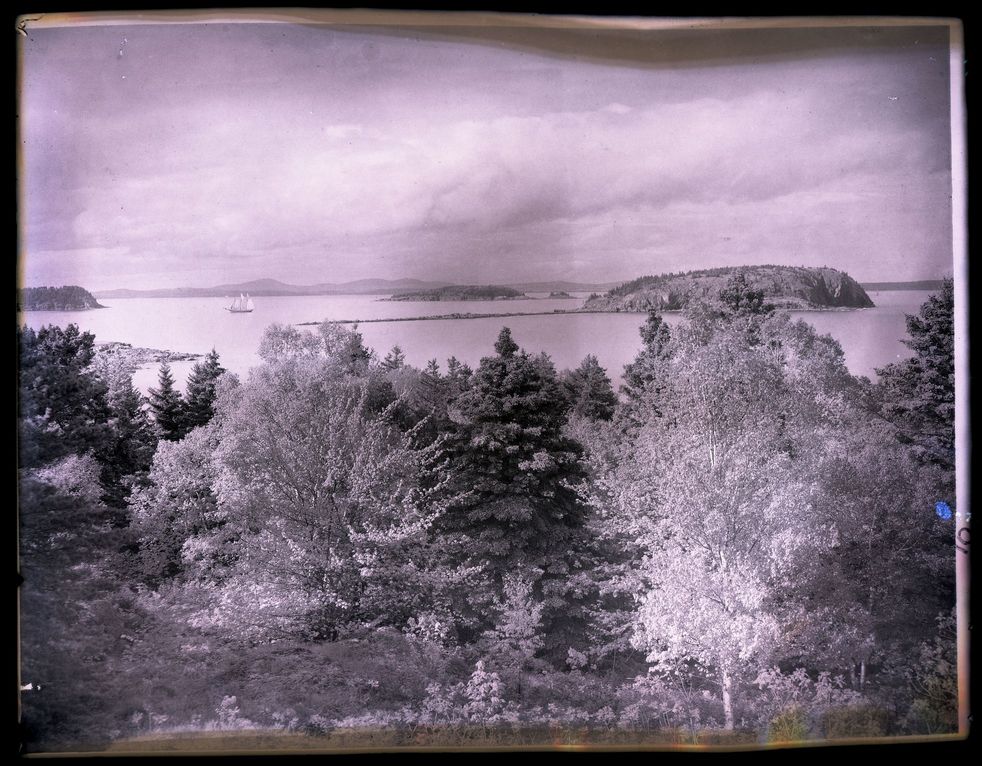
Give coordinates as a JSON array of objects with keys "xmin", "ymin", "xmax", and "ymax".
[
  {"xmin": 768, "ymin": 705, "xmax": 809, "ymax": 743},
  {"xmin": 822, "ymin": 706, "xmax": 891, "ymax": 739}
]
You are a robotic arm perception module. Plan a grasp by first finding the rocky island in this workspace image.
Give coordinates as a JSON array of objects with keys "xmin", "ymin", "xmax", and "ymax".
[
  {"xmin": 19, "ymin": 285, "xmax": 105, "ymax": 311},
  {"xmin": 385, "ymin": 285, "xmax": 527, "ymax": 302},
  {"xmin": 584, "ymin": 265, "xmax": 875, "ymax": 312}
]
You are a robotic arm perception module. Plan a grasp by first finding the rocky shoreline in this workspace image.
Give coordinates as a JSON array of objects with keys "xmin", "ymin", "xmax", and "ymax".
[{"xmin": 95, "ymin": 342, "xmax": 203, "ymax": 372}]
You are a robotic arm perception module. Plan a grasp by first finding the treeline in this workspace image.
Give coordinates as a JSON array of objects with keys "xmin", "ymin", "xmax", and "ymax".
[
  {"xmin": 389, "ymin": 285, "xmax": 524, "ymax": 301},
  {"xmin": 18, "ymin": 285, "xmax": 104, "ymax": 311},
  {"xmin": 17, "ymin": 278, "xmax": 957, "ymax": 750}
]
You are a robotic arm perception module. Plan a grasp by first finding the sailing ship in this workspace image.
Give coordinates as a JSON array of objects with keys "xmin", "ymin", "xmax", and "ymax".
[{"xmin": 225, "ymin": 293, "xmax": 255, "ymax": 313}]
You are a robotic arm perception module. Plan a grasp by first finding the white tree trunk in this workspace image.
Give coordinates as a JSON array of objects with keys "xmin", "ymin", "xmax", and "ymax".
[{"xmin": 721, "ymin": 666, "xmax": 734, "ymax": 731}]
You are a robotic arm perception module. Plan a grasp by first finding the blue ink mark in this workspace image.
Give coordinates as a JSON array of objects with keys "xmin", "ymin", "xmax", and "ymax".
[{"xmin": 935, "ymin": 501, "xmax": 953, "ymax": 520}]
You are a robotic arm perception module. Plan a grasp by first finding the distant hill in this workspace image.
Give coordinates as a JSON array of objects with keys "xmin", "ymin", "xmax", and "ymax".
[
  {"xmin": 860, "ymin": 280, "xmax": 945, "ymax": 291},
  {"xmin": 94, "ymin": 278, "xmax": 453, "ymax": 299},
  {"xmin": 387, "ymin": 285, "xmax": 526, "ymax": 302},
  {"xmin": 19, "ymin": 285, "xmax": 105, "ymax": 311},
  {"xmin": 582, "ymin": 265, "xmax": 875, "ymax": 312}
]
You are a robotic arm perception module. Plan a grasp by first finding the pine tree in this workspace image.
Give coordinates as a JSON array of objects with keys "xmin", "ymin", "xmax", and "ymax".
[
  {"xmin": 148, "ymin": 362, "xmax": 186, "ymax": 441},
  {"xmin": 184, "ymin": 349, "xmax": 226, "ymax": 431}
]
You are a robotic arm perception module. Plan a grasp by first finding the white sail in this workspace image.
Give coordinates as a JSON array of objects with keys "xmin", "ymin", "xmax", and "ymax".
[{"xmin": 225, "ymin": 292, "xmax": 254, "ymax": 312}]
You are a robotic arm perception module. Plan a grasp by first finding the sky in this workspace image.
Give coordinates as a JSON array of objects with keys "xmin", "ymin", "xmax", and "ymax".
[{"xmin": 19, "ymin": 16, "xmax": 956, "ymax": 290}]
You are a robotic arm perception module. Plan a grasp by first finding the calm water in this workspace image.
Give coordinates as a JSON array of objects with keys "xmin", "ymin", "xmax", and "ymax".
[{"xmin": 19, "ymin": 291, "xmax": 932, "ymax": 393}]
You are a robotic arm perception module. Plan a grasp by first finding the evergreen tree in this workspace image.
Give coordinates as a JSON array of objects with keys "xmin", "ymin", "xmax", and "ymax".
[
  {"xmin": 446, "ymin": 356, "xmax": 473, "ymax": 399},
  {"xmin": 148, "ymin": 362, "xmax": 186, "ymax": 441},
  {"xmin": 718, "ymin": 271, "xmax": 775, "ymax": 317},
  {"xmin": 415, "ymin": 359, "xmax": 450, "ymax": 426},
  {"xmin": 442, "ymin": 327, "xmax": 587, "ymax": 578},
  {"xmin": 620, "ymin": 310, "xmax": 673, "ymax": 414},
  {"xmin": 382, "ymin": 345, "xmax": 407, "ymax": 370},
  {"xmin": 96, "ymin": 358, "xmax": 158, "ymax": 509},
  {"xmin": 18, "ymin": 324, "xmax": 112, "ymax": 469},
  {"xmin": 876, "ymin": 279, "xmax": 955, "ymax": 469},
  {"xmin": 562, "ymin": 355, "xmax": 618, "ymax": 421},
  {"xmin": 183, "ymin": 349, "xmax": 226, "ymax": 431}
]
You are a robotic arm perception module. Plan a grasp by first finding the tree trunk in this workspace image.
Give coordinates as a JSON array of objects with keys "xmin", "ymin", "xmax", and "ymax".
[{"xmin": 721, "ymin": 666, "xmax": 734, "ymax": 731}]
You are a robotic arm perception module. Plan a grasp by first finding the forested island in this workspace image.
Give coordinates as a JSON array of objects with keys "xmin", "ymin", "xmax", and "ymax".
[
  {"xmin": 386, "ymin": 285, "xmax": 527, "ymax": 301},
  {"xmin": 583, "ymin": 265, "xmax": 874, "ymax": 311},
  {"xmin": 19, "ymin": 285, "xmax": 105, "ymax": 311},
  {"xmin": 18, "ymin": 276, "xmax": 956, "ymax": 752}
]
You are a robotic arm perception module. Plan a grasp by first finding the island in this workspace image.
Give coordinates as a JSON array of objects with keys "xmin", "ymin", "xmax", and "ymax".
[
  {"xmin": 548, "ymin": 291, "xmax": 574, "ymax": 299},
  {"xmin": 583, "ymin": 265, "xmax": 875, "ymax": 312},
  {"xmin": 19, "ymin": 285, "xmax": 105, "ymax": 311},
  {"xmin": 384, "ymin": 284, "xmax": 528, "ymax": 302}
]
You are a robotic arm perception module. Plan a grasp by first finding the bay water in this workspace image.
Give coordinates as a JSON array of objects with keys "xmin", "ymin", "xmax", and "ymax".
[{"xmin": 19, "ymin": 290, "xmax": 933, "ymax": 393}]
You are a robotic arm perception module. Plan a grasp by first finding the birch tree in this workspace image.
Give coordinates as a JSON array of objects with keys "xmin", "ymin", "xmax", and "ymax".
[{"xmin": 627, "ymin": 313, "xmax": 842, "ymax": 730}]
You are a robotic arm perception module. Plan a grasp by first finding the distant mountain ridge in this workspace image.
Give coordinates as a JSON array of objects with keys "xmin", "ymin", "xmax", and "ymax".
[
  {"xmin": 94, "ymin": 278, "xmax": 453, "ymax": 299},
  {"xmin": 583, "ymin": 265, "xmax": 875, "ymax": 311},
  {"xmin": 19, "ymin": 285, "xmax": 105, "ymax": 311}
]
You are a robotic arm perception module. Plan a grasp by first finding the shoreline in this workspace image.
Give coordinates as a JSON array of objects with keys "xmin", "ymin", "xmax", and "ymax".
[
  {"xmin": 18, "ymin": 305, "xmax": 107, "ymax": 312},
  {"xmin": 95, "ymin": 342, "xmax": 204, "ymax": 373}
]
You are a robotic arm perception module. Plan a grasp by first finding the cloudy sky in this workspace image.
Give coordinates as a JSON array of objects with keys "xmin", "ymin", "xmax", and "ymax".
[{"xmin": 20, "ymin": 16, "xmax": 955, "ymax": 290}]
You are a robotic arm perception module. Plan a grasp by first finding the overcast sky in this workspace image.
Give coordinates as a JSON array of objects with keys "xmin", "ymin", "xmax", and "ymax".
[{"xmin": 20, "ymin": 18, "xmax": 955, "ymax": 290}]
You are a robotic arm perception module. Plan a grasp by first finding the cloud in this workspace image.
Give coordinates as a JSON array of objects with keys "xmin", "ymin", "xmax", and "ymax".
[{"xmin": 20, "ymin": 24, "xmax": 952, "ymax": 287}]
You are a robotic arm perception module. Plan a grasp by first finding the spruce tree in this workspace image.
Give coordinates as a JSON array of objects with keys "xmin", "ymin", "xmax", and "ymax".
[
  {"xmin": 446, "ymin": 356, "xmax": 473, "ymax": 399},
  {"xmin": 382, "ymin": 345, "xmax": 406, "ymax": 370},
  {"xmin": 18, "ymin": 324, "xmax": 112, "ymax": 468},
  {"xmin": 620, "ymin": 310, "xmax": 672, "ymax": 410},
  {"xmin": 876, "ymin": 279, "xmax": 955, "ymax": 469},
  {"xmin": 148, "ymin": 361, "xmax": 186, "ymax": 441},
  {"xmin": 98, "ymin": 360, "xmax": 158, "ymax": 508},
  {"xmin": 562, "ymin": 355, "xmax": 618, "ymax": 421},
  {"xmin": 442, "ymin": 327, "xmax": 586, "ymax": 574},
  {"xmin": 184, "ymin": 349, "xmax": 226, "ymax": 431}
]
